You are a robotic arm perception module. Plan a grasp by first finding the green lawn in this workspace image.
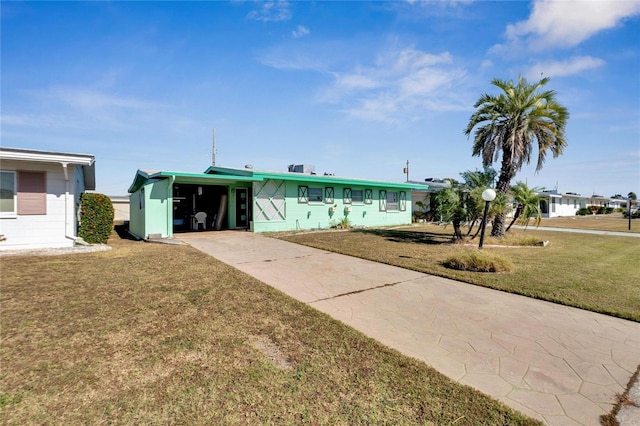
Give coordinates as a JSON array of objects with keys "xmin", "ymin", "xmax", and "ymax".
[
  {"xmin": 279, "ymin": 224, "xmax": 640, "ymax": 322},
  {"xmin": 0, "ymin": 233, "xmax": 538, "ymax": 425}
]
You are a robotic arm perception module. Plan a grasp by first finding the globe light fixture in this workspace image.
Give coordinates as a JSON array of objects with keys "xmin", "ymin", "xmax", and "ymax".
[{"xmin": 479, "ymin": 189, "xmax": 497, "ymax": 249}]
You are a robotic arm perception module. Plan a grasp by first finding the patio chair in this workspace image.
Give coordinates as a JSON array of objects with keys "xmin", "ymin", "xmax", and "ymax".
[{"xmin": 193, "ymin": 212, "xmax": 207, "ymax": 231}]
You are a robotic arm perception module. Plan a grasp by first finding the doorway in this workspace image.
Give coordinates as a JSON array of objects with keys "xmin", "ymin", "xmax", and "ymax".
[{"xmin": 235, "ymin": 188, "xmax": 250, "ymax": 229}]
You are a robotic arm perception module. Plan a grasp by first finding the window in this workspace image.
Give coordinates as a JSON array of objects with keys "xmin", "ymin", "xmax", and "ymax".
[
  {"xmin": 17, "ymin": 171, "xmax": 46, "ymax": 215},
  {"xmin": 324, "ymin": 187, "xmax": 334, "ymax": 204},
  {"xmin": 574, "ymin": 199, "xmax": 577, "ymax": 208},
  {"xmin": 343, "ymin": 188, "xmax": 352, "ymax": 204},
  {"xmin": 298, "ymin": 185, "xmax": 309, "ymax": 203},
  {"xmin": 309, "ymin": 187, "xmax": 323, "ymax": 202},
  {"xmin": 0, "ymin": 171, "xmax": 16, "ymax": 215},
  {"xmin": 364, "ymin": 189, "xmax": 373, "ymax": 204},
  {"xmin": 352, "ymin": 189, "xmax": 363, "ymax": 203},
  {"xmin": 387, "ymin": 191, "xmax": 399, "ymax": 211}
]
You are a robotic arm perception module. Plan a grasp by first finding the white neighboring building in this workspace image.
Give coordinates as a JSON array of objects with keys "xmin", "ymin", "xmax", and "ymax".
[
  {"xmin": 538, "ymin": 190, "xmax": 626, "ymax": 218},
  {"xmin": 0, "ymin": 147, "xmax": 96, "ymax": 250},
  {"xmin": 109, "ymin": 195, "xmax": 130, "ymax": 223}
]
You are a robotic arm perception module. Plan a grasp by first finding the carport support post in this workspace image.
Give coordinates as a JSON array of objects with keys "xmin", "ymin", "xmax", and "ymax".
[{"xmin": 629, "ymin": 197, "xmax": 632, "ymax": 231}]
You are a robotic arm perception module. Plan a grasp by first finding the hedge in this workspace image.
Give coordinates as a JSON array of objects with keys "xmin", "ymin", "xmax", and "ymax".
[{"xmin": 78, "ymin": 193, "xmax": 114, "ymax": 244}]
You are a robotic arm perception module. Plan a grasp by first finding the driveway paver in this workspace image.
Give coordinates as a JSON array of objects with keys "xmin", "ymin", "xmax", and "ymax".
[{"xmin": 177, "ymin": 231, "xmax": 640, "ymax": 425}]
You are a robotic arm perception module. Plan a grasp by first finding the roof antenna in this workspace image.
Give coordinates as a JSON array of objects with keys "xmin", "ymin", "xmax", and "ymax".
[{"xmin": 212, "ymin": 128, "xmax": 217, "ymax": 166}]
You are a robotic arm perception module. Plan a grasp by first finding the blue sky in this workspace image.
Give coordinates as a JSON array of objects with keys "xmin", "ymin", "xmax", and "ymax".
[{"xmin": 2, "ymin": 1, "xmax": 639, "ymax": 197}]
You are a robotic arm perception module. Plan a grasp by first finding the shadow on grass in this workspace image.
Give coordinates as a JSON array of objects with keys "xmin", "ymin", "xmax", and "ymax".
[
  {"xmin": 354, "ymin": 228, "xmax": 453, "ymax": 245},
  {"xmin": 114, "ymin": 224, "xmax": 138, "ymax": 241}
]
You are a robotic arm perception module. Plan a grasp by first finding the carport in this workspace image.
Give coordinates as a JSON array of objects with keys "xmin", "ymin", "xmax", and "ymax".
[{"xmin": 127, "ymin": 169, "xmax": 257, "ymax": 240}]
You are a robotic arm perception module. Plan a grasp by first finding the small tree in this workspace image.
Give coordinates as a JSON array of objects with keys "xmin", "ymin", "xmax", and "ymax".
[
  {"xmin": 78, "ymin": 193, "xmax": 114, "ymax": 244},
  {"xmin": 506, "ymin": 181, "xmax": 542, "ymax": 232},
  {"xmin": 433, "ymin": 187, "xmax": 469, "ymax": 240}
]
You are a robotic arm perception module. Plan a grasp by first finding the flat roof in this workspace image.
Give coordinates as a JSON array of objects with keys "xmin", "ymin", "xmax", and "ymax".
[{"xmin": 129, "ymin": 166, "xmax": 426, "ymax": 193}]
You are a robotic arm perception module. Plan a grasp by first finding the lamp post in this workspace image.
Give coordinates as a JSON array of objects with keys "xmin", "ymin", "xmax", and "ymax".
[{"xmin": 478, "ymin": 188, "xmax": 496, "ymax": 249}]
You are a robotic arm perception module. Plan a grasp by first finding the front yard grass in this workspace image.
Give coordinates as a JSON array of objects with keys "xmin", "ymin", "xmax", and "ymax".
[
  {"xmin": 0, "ymin": 233, "xmax": 538, "ymax": 425},
  {"xmin": 279, "ymin": 224, "xmax": 640, "ymax": 322}
]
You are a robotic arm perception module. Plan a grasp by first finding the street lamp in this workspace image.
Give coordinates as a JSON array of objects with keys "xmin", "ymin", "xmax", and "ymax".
[{"xmin": 478, "ymin": 188, "xmax": 496, "ymax": 249}]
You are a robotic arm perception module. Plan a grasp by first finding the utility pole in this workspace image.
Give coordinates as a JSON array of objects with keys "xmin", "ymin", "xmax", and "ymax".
[
  {"xmin": 403, "ymin": 160, "xmax": 409, "ymax": 182},
  {"xmin": 212, "ymin": 128, "xmax": 217, "ymax": 166}
]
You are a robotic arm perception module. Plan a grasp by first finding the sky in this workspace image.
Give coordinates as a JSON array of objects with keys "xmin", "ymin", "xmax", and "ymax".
[{"xmin": 2, "ymin": 0, "xmax": 639, "ymax": 197}]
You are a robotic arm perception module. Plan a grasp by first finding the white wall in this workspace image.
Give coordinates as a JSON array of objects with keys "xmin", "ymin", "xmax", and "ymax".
[{"xmin": 0, "ymin": 160, "xmax": 83, "ymax": 250}]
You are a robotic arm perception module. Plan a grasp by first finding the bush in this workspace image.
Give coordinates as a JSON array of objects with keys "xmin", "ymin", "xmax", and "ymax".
[
  {"xmin": 597, "ymin": 206, "xmax": 614, "ymax": 214},
  {"xmin": 576, "ymin": 208, "xmax": 591, "ymax": 216},
  {"xmin": 623, "ymin": 209, "xmax": 640, "ymax": 219},
  {"xmin": 442, "ymin": 249, "xmax": 513, "ymax": 273},
  {"xmin": 78, "ymin": 193, "xmax": 114, "ymax": 244},
  {"xmin": 588, "ymin": 205, "xmax": 600, "ymax": 214}
]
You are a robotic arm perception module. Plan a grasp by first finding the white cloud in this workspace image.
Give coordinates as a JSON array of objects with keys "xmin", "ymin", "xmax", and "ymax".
[
  {"xmin": 319, "ymin": 47, "xmax": 466, "ymax": 122},
  {"xmin": 505, "ymin": 0, "xmax": 640, "ymax": 50},
  {"xmin": 292, "ymin": 25, "xmax": 309, "ymax": 39},
  {"xmin": 525, "ymin": 56, "xmax": 605, "ymax": 79},
  {"xmin": 247, "ymin": 1, "xmax": 291, "ymax": 23},
  {"xmin": 480, "ymin": 59, "xmax": 493, "ymax": 70},
  {"xmin": 45, "ymin": 87, "xmax": 157, "ymax": 111}
]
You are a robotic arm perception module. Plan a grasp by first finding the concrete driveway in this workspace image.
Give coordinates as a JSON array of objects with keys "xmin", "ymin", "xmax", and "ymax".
[{"xmin": 177, "ymin": 231, "xmax": 640, "ymax": 426}]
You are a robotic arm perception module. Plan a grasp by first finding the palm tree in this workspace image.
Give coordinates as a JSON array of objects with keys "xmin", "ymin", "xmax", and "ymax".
[
  {"xmin": 465, "ymin": 76, "xmax": 569, "ymax": 237},
  {"xmin": 506, "ymin": 181, "xmax": 542, "ymax": 232}
]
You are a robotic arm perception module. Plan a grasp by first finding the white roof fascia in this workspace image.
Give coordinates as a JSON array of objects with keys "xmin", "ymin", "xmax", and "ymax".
[{"xmin": 0, "ymin": 148, "xmax": 95, "ymax": 166}]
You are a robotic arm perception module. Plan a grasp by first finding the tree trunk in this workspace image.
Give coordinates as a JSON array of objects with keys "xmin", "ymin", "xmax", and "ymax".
[
  {"xmin": 506, "ymin": 204, "xmax": 523, "ymax": 232},
  {"xmin": 491, "ymin": 151, "xmax": 516, "ymax": 238}
]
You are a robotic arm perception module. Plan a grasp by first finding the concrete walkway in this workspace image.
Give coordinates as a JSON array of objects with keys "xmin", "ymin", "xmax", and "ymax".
[
  {"xmin": 510, "ymin": 225, "xmax": 640, "ymax": 237},
  {"xmin": 177, "ymin": 231, "xmax": 640, "ymax": 426}
]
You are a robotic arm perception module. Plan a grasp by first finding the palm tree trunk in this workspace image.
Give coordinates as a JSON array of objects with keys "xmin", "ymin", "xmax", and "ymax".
[
  {"xmin": 491, "ymin": 152, "xmax": 516, "ymax": 238},
  {"xmin": 506, "ymin": 205, "xmax": 523, "ymax": 232}
]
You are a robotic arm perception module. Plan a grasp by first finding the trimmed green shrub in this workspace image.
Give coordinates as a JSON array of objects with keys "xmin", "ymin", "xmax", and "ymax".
[
  {"xmin": 78, "ymin": 193, "xmax": 114, "ymax": 244},
  {"xmin": 442, "ymin": 249, "xmax": 513, "ymax": 273},
  {"xmin": 576, "ymin": 208, "xmax": 591, "ymax": 216}
]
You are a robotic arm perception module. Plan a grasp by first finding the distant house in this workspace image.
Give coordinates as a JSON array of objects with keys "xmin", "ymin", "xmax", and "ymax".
[
  {"xmin": 127, "ymin": 164, "xmax": 423, "ymax": 239},
  {"xmin": 0, "ymin": 147, "xmax": 96, "ymax": 250},
  {"xmin": 538, "ymin": 190, "xmax": 625, "ymax": 217},
  {"xmin": 109, "ymin": 195, "xmax": 130, "ymax": 223},
  {"xmin": 409, "ymin": 178, "xmax": 451, "ymax": 217}
]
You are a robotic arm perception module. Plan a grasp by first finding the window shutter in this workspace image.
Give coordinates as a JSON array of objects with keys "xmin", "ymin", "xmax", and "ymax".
[
  {"xmin": 399, "ymin": 191, "xmax": 407, "ymax": 211},
  {"xmin": 324, "ymin": 187, "xmax": 334, "ymax": 204},
  {"xmin": 343, "ymin": 188, "xmax": 352, "ymax": 204},
  {"xmin": 364, "ymin": 189, "xmax": 373, "ymax": 204},
  {"xmin": 17, "ymin": 171, "xmax": 46, "ymax": 215},
  {"xmin": 379, "ymin": 190, "xmax": 387, "ymax": 211},
  {"xmin": 298, "ymin": 186, "xmax": 309, "ymax": 203}
]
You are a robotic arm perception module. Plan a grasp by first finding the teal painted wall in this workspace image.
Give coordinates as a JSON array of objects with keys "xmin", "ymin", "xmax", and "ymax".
[
  {"xmin": 129, "ymin": 178, "xmax": 172, "ymax": 239},
  {"xmin": 145, "ymin": 178, "xmax": 172, "ymax": 238},
  {"xmin": 251, "ymin": 179, "xmax": 411, "ymax": 232},
  {"xmin": 129, "ymin": 188, "xmax": 145, "ymax": 239}
]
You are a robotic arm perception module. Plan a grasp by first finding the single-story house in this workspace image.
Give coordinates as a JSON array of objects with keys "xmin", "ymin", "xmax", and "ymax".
[
  {"xmin": 109, "ymin": 195, "xmax": 130, "ymax": 223},
  {"xmin": 409, "ymin": 178, "xmax": 452, "ymax": 218},
  {"xmin": 127, "ymin": 164, "xmax": 425, "ymax": 239},
  {"xmin": 537, "ymin": 190, "xmax": 627, "ymax": 218},
  {"xmin": 0, "ymin": 147, "xmax": 96, "ymax": 250}
]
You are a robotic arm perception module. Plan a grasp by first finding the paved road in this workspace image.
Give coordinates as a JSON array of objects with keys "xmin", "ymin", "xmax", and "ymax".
[{"xmin": 177, "ymin": 231, "xmax": 640, "ymax": 426}]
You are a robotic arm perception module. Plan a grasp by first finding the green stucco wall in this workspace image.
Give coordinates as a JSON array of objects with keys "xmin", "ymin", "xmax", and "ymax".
[
  {"xmin": 251, "ymin": 179, "xmax": 412, "ymax": 232},
  {"xmin": 129, "ymin": 178, "xmax": 172, "ymax": 239},
  {"xmin": 128, "ymin": 189, "xmax": 145, "ymax": 239}
]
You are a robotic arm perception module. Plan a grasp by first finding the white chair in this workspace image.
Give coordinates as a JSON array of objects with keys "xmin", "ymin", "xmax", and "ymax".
[{"xmin": 193, "ymin": 212, "xmax": 207, "ymax": 231}]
